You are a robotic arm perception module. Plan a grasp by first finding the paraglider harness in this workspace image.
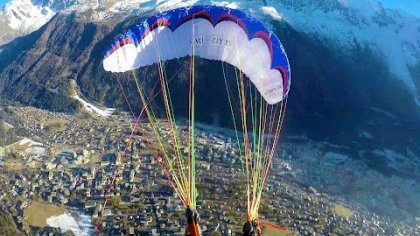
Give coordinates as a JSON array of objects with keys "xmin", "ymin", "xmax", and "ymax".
[
  {"xmin": 186, "ymin": 207, "xmax": 200, "ymax": 236},
  {"xmin": 243, "ymin": 218, "xmax": 262, "ymax": 236}
]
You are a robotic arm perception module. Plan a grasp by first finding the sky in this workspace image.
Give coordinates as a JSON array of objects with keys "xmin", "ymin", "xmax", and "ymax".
[{"xmin": 0, "ymin": 0, "xmax": 419, "ymax": 16}]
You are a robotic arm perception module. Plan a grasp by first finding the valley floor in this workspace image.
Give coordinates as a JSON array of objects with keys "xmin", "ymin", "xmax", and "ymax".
[{"xmin": 0, "ymin": 106, "xmax": 418, "ymax": 235}]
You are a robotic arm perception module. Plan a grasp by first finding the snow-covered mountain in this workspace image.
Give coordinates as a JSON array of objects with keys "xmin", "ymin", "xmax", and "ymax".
[
  {"xmin": 0, "ymin": 0, "xmax": 82, "ymax": 44},
  {"xmin": 0, "ymin": 0, "xmax": 418, "ymax": 153},
  {"xmin": 272, "ymin": 0, "xmax": 420, "ymax": 106},
  {"xmin": 0, "ymin": 0, "xmax": 53, "ymax": 44},
  {"xmin": 1, "ymin": 0, "xmax": 419, "ymax": 105}
]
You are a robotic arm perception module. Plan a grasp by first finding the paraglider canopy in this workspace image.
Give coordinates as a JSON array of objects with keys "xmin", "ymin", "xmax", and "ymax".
[
  {"xmin": 103, "ymin": 5, "xmax": 291, "ymax": 104},
  {"xmin": 100, "ymin": 4, "xmax": 291, "ymax": 235}
]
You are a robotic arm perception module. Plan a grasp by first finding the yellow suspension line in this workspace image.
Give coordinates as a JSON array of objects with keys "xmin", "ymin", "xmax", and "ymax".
[
  {"xmin": 232, "ymin": 24, "xmax": 252, "ymax": 214},
  {"xmin": 153, "ymin": 31, "xmax": 189, "ymax": 198},
  {"xmin": 132, "ymin": 71, "xmax": 188, "ymax": 200}
]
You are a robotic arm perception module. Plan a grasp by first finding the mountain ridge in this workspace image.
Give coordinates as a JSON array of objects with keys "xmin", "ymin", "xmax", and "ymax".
[
  {"xmin": 1, "ymin": 0, "xmax": 419, "ymax": 105},
  {"xmin": 0, "ymin": 1, "xmax": 419, "ymax": 152}
]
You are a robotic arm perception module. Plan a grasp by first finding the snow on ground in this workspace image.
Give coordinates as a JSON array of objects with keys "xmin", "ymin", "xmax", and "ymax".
[
  {"xmin": 47, "ymin": 212, "xmax": 93, "ymax": 236},
  {"xmin": 2, "ymin": 122, "xmax": 14, "ymax": 128},
  {"xmin": 372, "ymin": 148, "xmax": 408, "ymax": 169},
  {"xmin": 17, "ymin": 138, "xmax": 43, "ymax": 146},
  {"xmin": 370, "ymin": 106, "xmax": 397, "ymax": 120},
  {"xmin": 72, "ymin": 94, "xmax": 115, "ymax": 117},
  {"xmin": 261, "ymin": 6, "xmax": 282, "ymax": 20},
  {"xmin": 25, "ymin": 146, "xmax": 48, "ymax": 156},
  {"xmin": 323, "ymin": 152, "xmax": 348, "ymax": 164},
  {"xmin": 4, "ymin": 0, "xmax": 56, "ymax": 30},
  {"xmin": 6, "ymin": 138, "xmax": 44, "ymax": 148},
  {"xmin": 359, "ymin": 130, "xmax": 373, "ymax": 139},
  {"xmin": 263, "ymin": 0, "xmax": 419, "ymax": 99},
  {"xmin": 0, "ymin": 147, "xmax": 5, "ymax": 158}
]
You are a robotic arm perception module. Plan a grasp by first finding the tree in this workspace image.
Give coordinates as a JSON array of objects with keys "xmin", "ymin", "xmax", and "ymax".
[
  {"xmin": 0, "ymin": 212, "xmax": 24, "ymax": 236},
  {"xmin": 109, "ymin": 196, "xmax": 121, "ymax": 207}
]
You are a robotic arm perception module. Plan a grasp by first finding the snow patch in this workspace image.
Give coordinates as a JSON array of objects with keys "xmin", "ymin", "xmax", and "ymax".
[
  {"xmin": 73, "ymin": 94, "xmax": 115, "ymax": 117},
  {"xmin": 50, "ymin": 87, "xmax": 59, "ymax": 94},
  {"xmin": 370, "ymin": 107, "xmax": 397, "ymax": 119},
  {"xmin": 18, "ymin": 138, "xmax": 43, "ymax": 147},
  {"xmin": 261, "ymin": 6, "xmax": 282, "ymax": 20},
  {"xmin": 267, "ymin": 0, "xmax": 419, "ymax": 102},
  {"xmin": 372, "ymin": 149, "xmax": 407, "ymax": 169},
  {"xmin": 6, "ymin": 138, "xmax": 43, "ymax": 148},
  {"xmin": 213, "ymin": 1, "xmax": 239, "ymax": 9},
  {"xmin": 359, "ymin": 130, "xmax": 373, "ymax": 139},
  {"xmin": 47, "ymin": 212, "xmax": 93, "ymax": 236},
  {"xmin": 4, "ymin": 0, "xmax": 56, "ymax": 30},
  {"xmin": 2, "ymin": 122, "xmax": 14, "ymax": 129},
  {"xmin": 324, "ymin": 152, "xmax": 348, "ymax": 164},
  {"xmin": 25, "ymin": 146, "xmax": 48, "ymax": 156}
]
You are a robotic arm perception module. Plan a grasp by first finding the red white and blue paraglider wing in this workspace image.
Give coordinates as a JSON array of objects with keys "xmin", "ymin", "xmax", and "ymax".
[{"xmin": 103, "ymin": 5, "xmax": 291, "ymax": 104}]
